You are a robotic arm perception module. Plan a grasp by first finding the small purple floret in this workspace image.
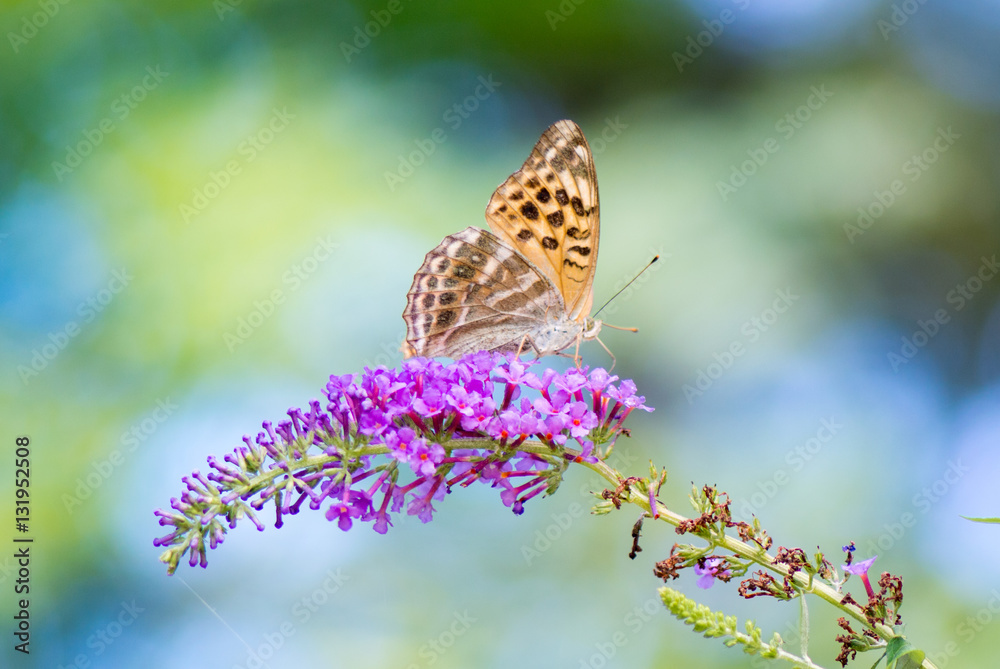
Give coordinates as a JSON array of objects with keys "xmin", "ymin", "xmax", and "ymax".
[{"xmin": 694, "ymin": 557, "xmax": 731, "ymax": 589}]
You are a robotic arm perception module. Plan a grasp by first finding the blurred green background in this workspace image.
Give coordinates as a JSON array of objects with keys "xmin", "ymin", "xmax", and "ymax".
[{"xmin": 2, "ymin": 0, "xmax": 999, "ymax": 667}]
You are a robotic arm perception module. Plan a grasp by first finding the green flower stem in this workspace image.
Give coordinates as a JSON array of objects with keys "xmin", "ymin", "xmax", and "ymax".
[
  {"xmin": 180, "ymin": 436, "xmax": 938, "ymax": 669},
  {"xmin": 660, "ymin": 587, "xmax": 826, "ymax": 669},
  {"xmin": 771, "ymin": 648, "xmax": 827, "ymax": 669},
  {"xmin": 506, "ymin": 442, "xmax": 941, "ymax": 669}
]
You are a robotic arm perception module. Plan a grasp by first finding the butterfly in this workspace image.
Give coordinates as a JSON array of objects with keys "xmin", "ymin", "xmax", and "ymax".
[{"xmin": 402, "ymin": 119, "xmax": 608, "ymax": 362}]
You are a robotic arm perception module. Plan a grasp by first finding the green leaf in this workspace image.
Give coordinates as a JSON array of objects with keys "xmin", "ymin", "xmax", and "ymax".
[
  {"xmin": 962, "ymin": 516, "xmax": 1000, "ymax": 524},
  {"xmin": 885, "ymin": 637, "xmax": 925, "ymax": 669}
]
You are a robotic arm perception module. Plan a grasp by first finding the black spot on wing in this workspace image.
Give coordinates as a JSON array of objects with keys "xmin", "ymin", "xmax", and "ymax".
[
  {"xmin": 455, "ymin": 244, "xmax": 487, "ymax": 267},
  {"xmin": 546, "ymin": 211, "xmax": 564, "ymax": 227},
  {"xmin": 473, "ymin": 232, "xmax": 498, "ymax": 253},
  {"xmin": 541, "ymin": 236, "xmax": 558, "ymax": 250},
  {"xmin": 435, "ymin": 310, "xmax": 456, "ymax": 327},
  {"xmin": 520, "ymin": 202, "xmax": 539, "ymax": 220},
  {"xmin": 453, "ymin": 264, "xmax": 475, "ymax": 280}
]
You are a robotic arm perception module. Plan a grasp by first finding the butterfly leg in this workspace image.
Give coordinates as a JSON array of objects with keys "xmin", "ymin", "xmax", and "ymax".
[
  {"xmin": 514, "ymin": 333, "xmax": 535, "ymax": 361},
  {"xmin": 572, "ymin": 332, "xmax": 583, "ymax": 368},
  {"xmin": 595, "ymin": 335, "xmax": 617, "ymax": 372}
]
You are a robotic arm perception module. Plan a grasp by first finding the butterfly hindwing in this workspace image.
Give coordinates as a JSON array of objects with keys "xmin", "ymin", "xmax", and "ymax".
[
  {"xmin": 484, "ymin": 120, "xmax": 600, "ymax": 321},
  {"xmin": 403, "ymin": 227, "xmax": 565, "ymax": 358}
]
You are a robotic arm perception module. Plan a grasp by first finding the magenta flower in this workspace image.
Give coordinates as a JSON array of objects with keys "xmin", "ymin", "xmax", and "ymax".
[
  {"xmin": 565, "ymin": 401, "xmax": 599, "ymax": 438},
  {"xmin": 326, "ymin": 501, "xmax": 362, "ymax": 531},
  {"xmin": 412, "ymin": 388, "xmax": 447, "ymax": 416},
  {"xmin": 459, "ymin": 396, "xmax": 497, "ymax": 432},
  {"xmin": 409, "ymin": 440, "xmax": 445, "ymax": 477},
  {"xmin": 843, "ymin": 554, "xmax": 878, "ymax": 600},
  {"xmin": 694, "ymin": 557, "xmax": 731, "ymax": 589}
]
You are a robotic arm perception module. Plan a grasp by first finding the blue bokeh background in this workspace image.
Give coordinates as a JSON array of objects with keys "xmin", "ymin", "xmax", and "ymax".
[{"xmin": 1, "ymin": 1, "xmax": 999, "ymax": 667}]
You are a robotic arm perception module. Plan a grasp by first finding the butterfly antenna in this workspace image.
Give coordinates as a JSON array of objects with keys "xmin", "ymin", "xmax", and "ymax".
[{"xmin": 592, "ymin": 255, "xmax": 660, "ymax": 320}]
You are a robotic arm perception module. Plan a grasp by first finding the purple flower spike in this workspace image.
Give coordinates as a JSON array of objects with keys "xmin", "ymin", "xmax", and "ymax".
[{"xmin": 153, "ymin": 352, "xmax": 652, "ymax": 574}]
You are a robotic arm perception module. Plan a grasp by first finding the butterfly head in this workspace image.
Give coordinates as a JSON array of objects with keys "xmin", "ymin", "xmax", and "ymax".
[{"xmin": 583, "ymin": 317, "xmax": 602, "ymax": 341}]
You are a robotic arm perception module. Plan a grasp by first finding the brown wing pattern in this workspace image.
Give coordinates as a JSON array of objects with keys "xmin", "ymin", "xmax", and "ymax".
[
  {"xmin": 403, "ymin": 227, "xmax": 564, "ymax": 359},
  {"xmin": 484, "ymin": 120, "xmax": 600, "ymax": 321}
]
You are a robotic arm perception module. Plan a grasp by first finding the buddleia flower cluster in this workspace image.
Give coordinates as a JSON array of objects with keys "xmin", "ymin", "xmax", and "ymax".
[{"xmin": 154, "ymin": 352, "xmax": 651, "ymax": 573}]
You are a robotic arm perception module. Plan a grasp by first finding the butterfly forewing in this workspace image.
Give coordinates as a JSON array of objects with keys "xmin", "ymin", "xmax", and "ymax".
[
  {"xmin": 403, "ymin": 227, "xmax": 565, "ymax": 358},
  {"xmin": 484, "ymin": 120, "xmax": 600, "ymax": 321}
]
